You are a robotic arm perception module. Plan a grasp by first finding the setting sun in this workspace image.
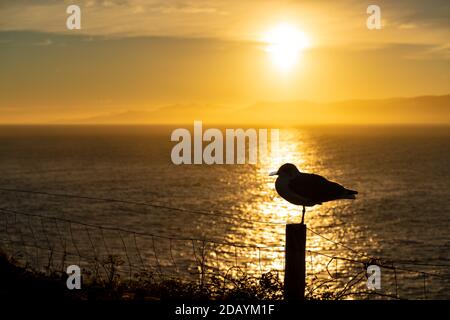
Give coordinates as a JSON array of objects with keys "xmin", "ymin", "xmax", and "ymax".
[{"xmin": 264, "ymin": 23, "xmax": 310, "ymax": 72}]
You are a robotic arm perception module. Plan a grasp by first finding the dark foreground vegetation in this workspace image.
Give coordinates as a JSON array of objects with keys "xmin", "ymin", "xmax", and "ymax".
[{"xmin": 0, "ymin": 252, "xmax": 284, "ymax": 301}]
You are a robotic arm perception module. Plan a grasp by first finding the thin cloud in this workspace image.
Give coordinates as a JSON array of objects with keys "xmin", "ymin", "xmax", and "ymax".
[
  {"xmin": 0, "ymin": 0, "xmax": 448, "ymax": 51},
  {"xmin": 34, "ymin": 38, "xmax": 53, "ymax": 46}
]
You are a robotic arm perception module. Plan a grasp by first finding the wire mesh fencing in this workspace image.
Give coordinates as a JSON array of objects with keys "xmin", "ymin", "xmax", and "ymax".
[{"xmin": 0, "ymin": 187, "xmax": 449, "ymax": 299}]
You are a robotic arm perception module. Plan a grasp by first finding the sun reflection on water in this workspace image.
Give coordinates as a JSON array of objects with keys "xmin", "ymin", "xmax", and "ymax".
[{"xmin": 216, "ymin": 128, "xmax": 373, "ymax": 297}]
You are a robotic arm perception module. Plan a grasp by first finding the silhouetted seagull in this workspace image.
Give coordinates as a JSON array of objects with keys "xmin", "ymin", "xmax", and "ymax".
[{"xmin": 270, "ymin": 163, "xmax": 358, "ymax": 224}]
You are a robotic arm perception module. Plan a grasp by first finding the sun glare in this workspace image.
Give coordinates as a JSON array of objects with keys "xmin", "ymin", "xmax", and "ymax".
[{"xmin": 264, "ymin": 23, "xmax": 310, "ymax": 72}]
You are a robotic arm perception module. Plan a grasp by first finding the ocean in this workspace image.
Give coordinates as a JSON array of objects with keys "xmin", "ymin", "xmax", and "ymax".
[{"xmin": 0, "ymin": 125, "xmax": 449, "ymax": 299}]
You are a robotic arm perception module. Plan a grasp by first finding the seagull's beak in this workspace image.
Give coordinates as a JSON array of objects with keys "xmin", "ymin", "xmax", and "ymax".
[{"xmin": 269, "ymin": 171, "xmax": 278, "ymax": 176}]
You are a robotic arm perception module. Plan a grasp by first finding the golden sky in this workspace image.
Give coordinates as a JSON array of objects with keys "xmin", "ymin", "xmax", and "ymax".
[{"xmin": 0, "ymin": 0, "xmax": 449, "ymax": 124}]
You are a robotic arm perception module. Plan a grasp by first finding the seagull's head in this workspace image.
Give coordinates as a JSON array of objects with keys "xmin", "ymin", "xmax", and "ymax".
[{"xmin": 269, "ymin": 163, "xmax": 300, "ymax": 178}]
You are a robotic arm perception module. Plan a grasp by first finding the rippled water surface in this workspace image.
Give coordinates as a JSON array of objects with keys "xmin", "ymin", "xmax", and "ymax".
[{"xmin": 0, "ymin": 125, "xmax": 449, "ymax": 299}]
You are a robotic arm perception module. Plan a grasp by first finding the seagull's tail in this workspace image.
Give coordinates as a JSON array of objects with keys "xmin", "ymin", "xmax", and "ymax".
[{"xmin": 342, "ymin": 188, "xmax": 358, "ymax": 199}]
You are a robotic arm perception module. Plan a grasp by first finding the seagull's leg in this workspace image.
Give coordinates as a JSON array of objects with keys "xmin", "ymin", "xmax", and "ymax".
[{"xmin": 301, "ymin": 206, "xmax": 305, "ymax": 224}]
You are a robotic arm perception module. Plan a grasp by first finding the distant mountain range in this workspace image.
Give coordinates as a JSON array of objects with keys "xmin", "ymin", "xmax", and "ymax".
[{"xmin": 65, "ymin": 95, "xmax": 450, "ymax": 125}]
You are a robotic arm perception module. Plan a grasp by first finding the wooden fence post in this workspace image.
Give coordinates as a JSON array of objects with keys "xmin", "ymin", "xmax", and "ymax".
[{"xmin": 284, "ymin": 223, "xmax": 306, "ymax": 300}]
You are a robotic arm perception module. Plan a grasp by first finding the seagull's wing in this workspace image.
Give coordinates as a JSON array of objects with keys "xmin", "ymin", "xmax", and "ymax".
[{"xmin": 288, "ymin": 173, "xmax": 350, "ymax": 203}]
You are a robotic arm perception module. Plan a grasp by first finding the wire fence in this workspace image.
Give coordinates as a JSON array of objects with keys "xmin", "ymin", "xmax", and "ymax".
[{"xmin": 0, "ymin": 187, "xmax": 449, "ymax": 300}]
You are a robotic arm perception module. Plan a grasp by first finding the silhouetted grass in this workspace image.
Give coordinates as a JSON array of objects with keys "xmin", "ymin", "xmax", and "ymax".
[{"xmin": 0, "ymin": 251, "xmax": 284, "ymax": 301}]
